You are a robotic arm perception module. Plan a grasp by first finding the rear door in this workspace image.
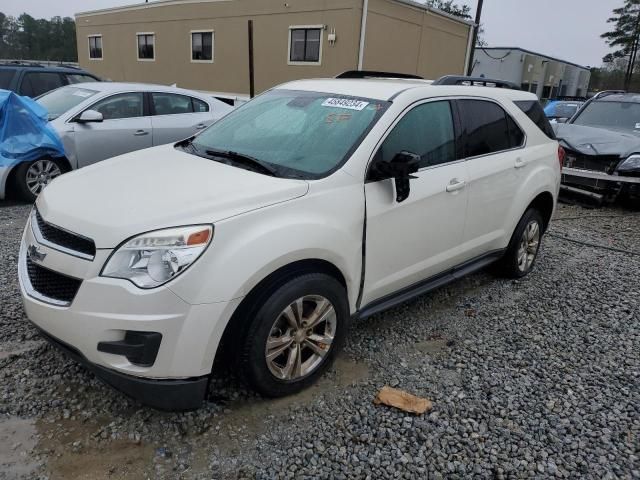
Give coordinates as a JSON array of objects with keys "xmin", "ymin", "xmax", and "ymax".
[
  {"xmin": 73, "ymin": 92, "xmax": 152, "ymax": 166},
  {"xmin": 362, "ymin": 100, "xmax": 469, "ymax": 305},
  {"xmin": 150, "ymin": 92, "xmax": 213, "ymax": 145},
  {"xmin": 456, "ymin": 99, "xmax": 527, "ymax": 258}
]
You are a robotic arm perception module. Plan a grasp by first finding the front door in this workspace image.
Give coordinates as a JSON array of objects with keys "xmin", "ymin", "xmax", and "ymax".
[
  {"xmin": 362, "ymin": 100, "xmax": 469, "ymax": 306},
  {"xmin": 74, "ymin": 92, "xmax": 152, "ymax": 167}
]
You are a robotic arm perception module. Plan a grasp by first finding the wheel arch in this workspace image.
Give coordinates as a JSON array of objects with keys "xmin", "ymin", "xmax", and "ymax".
[
  {"xmin": 5, "ymin": 156, "xmax": 71, "ymax": 199},
  {"xmin": 525, "ymin": 190, "xmax": 555, "ymax": 232}
]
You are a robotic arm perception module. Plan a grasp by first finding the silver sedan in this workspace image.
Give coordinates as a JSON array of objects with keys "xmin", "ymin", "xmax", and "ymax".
[{"xmin": 1, "ymin": 82, "xmax": 234, "ymax": 201}]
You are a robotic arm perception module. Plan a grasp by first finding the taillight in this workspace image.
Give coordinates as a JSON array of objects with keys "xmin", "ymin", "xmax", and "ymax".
[{"xmin": 558, "ymin": 146, "xmax": 566, "ymax": 169}]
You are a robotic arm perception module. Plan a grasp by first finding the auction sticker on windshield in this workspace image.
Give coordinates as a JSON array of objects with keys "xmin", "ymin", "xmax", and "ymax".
[{"xmin": 321, "ymin": 98, "xmax": 369, "ymax": 111}]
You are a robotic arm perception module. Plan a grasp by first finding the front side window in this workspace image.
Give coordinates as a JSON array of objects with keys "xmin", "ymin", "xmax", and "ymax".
[
  {"xmin": 90, "ymin": 92, "xmax": 144, "ymax": 120},
  {"xmin": 289, "ymin": 27, "xmax": 322, "ymax": 63},
  {"xmin": 190, "ymin": 90, "xmax": 389, "ymax": 178},
  {"xmin": 88, "ymin": 36, "xmax": 102, "ymax": 59},
  {"xmin": 375, "ymin": 101, "xmax": 457, "ymax": 170},
  {"xmin": 191, "ymin": 31, "xmax": 213, "ymax": 62},
  {"xmin": 572, "ymin": 100, "xmax": 640, "ymax": 133},
  {"xmin": 458, "ymin": 100, "xmax": 514, "ymax": 157},
  {"xmin": 37, "ymin": 86, "xmax": 98, "ymax": 120},
  {"xmin": 20, "ymin": 72, "xmax": 65, "ymax": 98},
  {"xmin": 137, "ymin": 33, "xmax": 155, "ymax": 60}
]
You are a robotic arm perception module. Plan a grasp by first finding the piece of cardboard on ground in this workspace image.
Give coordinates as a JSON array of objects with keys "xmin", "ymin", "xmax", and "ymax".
[{"xmin": 373, "ymin": 386, "xmax": 433, "ymax": 414}]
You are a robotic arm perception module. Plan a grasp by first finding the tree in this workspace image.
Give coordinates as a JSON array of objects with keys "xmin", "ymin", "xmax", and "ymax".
[
  {"xmin": 602, "ymin": 0, "xmax": 640, "ymax": 90},
  {"xmin": 425, "ymin": 0, "xmax": 472, "ymax": 19}
]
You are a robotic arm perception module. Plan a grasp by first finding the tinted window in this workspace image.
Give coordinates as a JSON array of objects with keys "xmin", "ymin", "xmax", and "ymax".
[
  {"xmin": 66, "ymin": 74, "xmax": 99, "ymax": 84},
  {"xmin": 192, "ymin": 97, "xmax": 209, "ymax": 112},
  {"xmin": 20, "ymin": 72, "xmax": 64, "ymax": 97},
  {"xmin": 89, "ymin": 36, "xmax": 102, "ymax": 59},
  {"xmin": 152, "ymin": 93, "xmax": 193, "ymax": 115},
  {"xmin": 0, "ymin": 70, "xmax": 15, "ymax": 90},
  {"xmin": 515, "ymin": 100, "xmax": 555, "ymax": 139},
  {"xmin": 377, "ymin": 101, "xmax": 456, "ymax": 169},
  {"xmin": 506, "ymin": 115, "xmax": 525, "ymax": 147},
  {"xmin": 458, "ymin": 100, "xmax": 511, "ymax": 157},
  {"xmin": 90, "ymin": 93, "xmax": 144, "ymax": 120},
  {"xmin": 290, "ymin": 28, "xmax": 321, "ymax": 62}
]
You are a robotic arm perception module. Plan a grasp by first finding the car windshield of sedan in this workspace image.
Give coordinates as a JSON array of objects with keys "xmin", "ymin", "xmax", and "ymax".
[
  {"xmin": 572, "ymin": 101, "xmax": 640, "ymax": 133},
  {"xmin": 37, "ymin": 86, "xmax": 98, "ymax": 120},
  {"xmin": 190, "ymin": 89, "xmax": 389, "ymax": 179}
]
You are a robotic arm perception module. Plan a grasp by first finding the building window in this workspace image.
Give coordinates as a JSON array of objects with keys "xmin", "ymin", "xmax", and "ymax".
[
  {"xmin": 288, "ymin": 26, "xmax": 322, "ymax": 65},
  {"xmin": 137, "ymin": 33, "xmax": 155, "ymax": 60},
  {"xmin": 521, "ymin": 83, "xmax": 530, "ymax": 92},
  {"xmin": 191, "ymin": 31, "xmax": 214, "ymax": 62},
  {"xmin": 88, "ymin": 35, "xmax": 102, "ymax": 60}
]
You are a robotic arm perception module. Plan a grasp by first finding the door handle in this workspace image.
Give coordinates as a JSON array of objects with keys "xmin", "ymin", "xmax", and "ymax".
[
  {"xmin": 195, "ymin": 123, "xmax": 207, "ymax": 130},
  {"xmin": 134, "ymin": 130, "xmax": 149, "ymax": 136},
  {"xmin": 446, "ymin": 178, "xmax": 466, "ymax": 193},
  {"xmin": 514, "ymin": 157, "xmax": 527, "ymax": 168}
]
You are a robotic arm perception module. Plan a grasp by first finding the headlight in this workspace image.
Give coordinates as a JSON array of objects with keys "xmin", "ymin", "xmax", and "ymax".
[
  {"xmin": 618, "ymin": 154, "xmax": 640, "ymax": 172},
  {"xmin": 101, "ymin": 225, "xmax": 213, "ymax": 288}
]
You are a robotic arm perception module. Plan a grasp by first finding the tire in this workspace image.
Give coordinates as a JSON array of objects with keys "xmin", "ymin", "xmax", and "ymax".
[
  {"xmin": 498, "ymin": 208, "xmax": 544, "ymax": 279},
  {"xmin": 237, "ymin": 272, "xmax": 349, "ymax": 397},
  {"xmin": 13, "ymin": 158, "xmax": 65, "ymax": 203}
]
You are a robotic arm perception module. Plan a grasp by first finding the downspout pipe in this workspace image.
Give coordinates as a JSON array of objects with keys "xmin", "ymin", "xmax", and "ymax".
[{"xmin": 358, "ymin": 0, "xmax": 369, "ymax": 70}]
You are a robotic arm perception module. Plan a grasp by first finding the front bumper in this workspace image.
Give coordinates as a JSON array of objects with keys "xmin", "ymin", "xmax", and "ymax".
[
  {"xmin": 18, "ymin": 213, "xmax": 242, "ymax": 409},
  {"xmin": 561, "ymin": 167, "xmax": 640, "ymax": 196}
]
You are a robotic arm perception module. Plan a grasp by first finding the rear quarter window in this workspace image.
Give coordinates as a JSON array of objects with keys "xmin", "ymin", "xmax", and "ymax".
[
  {"xmin": 0, "ymin": 70, "xmax": 16, "ymax": 90},
  {"xmin": 514, "ymin": 100, "xmax": 556, "ymax": 139}
]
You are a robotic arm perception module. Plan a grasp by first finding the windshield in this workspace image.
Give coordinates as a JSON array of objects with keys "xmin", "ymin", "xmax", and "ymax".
[
  {"xmin": 572, "ymin": 101, "xmax": 640, "ymax": 132},
  {"xmin": 190, "ymin": 89, "xmax": 389, "ymax": 178},
  {"xmin": 37, "ymin": 86, "xmax": 98, "ymax": 120}
]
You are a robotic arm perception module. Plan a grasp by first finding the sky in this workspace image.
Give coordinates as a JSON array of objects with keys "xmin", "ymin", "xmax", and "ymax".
[{"xmin": 0, "ymin": 0, "xmax": 625, "ymax": 67}]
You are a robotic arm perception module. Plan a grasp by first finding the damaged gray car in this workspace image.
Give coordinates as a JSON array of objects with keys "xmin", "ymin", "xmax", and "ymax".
[{"xmin": 554, "ymin": 91, "xmax": 640, "ymax": 205}]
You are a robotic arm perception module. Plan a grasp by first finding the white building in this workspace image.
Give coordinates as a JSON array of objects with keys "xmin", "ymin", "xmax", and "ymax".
[{"xmin": 472, "ymin": 47, "xmax": 591, "ymax": 100}]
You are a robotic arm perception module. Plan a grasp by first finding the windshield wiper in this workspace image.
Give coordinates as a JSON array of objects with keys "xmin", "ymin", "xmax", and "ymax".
[
  {"xmin": 204, "ymin": 149, "xmax": 278, "ymax": 177},
  {"xmin": 175, "ymin": 136, "xmax": 200, "ymax": 154}
]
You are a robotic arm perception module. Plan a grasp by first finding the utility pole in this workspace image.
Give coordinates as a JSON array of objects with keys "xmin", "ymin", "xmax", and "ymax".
[{"xmin": 466, "ymin": 0, "xmax": 484, "ymax": 76}]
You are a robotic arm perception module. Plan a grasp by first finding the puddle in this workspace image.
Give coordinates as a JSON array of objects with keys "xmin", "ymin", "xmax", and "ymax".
[
  {"xmin": 0, "ymin": 341, "xmax": 42, "ymax": 360},
  {"xmin": 0, "ymin": 417, "xmax": 39, "ymax": 480}
]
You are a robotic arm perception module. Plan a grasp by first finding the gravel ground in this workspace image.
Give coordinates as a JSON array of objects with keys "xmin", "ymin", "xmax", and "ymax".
[{"xmin": 0, "ymin": 201, "xmax": 639, "ymax": 479}]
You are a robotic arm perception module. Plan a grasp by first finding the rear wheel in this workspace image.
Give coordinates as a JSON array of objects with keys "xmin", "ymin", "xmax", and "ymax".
[
  {"xmin": 13, "ymin": 158, "xmax": 64, "ymax": 202},
  {"xmin": 498, "ymin": 208, "xmax": 544, "ymax": 278},
  {"xmin": 237, "ymin": 273, "xmax": 349, "ymax": 397}
]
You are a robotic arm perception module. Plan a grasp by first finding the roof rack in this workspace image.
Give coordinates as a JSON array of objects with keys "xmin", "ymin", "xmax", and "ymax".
[
  {"xmin": 0, "ymin": 61, "xmax": 44, "ymax": 68},
  {"xmin": 432, "ymin": 75, "xmax": 520, "ymax": 90},
  {"xmin": 336, "ymin": 70, "xmax": 424, "ymax": 80}
]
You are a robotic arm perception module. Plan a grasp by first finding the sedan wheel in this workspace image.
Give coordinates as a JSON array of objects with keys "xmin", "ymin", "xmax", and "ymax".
[
  {"xmin": 265, "ymin": 295, "xmax": 337, "ymax": 381},
  {"xmin": 25, "ymin": 159, "xmax": 62, "ymax": 196}
]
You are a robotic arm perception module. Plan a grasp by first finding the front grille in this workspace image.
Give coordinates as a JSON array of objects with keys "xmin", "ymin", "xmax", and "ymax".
[
  {"xmin": 34, "ymin": 210, "xmax": 96, "ymax": 258},
  {"xmin": 26, "ymin": 258, "xmax": 82, "ymax": 305},
  {"xmin": 564, "ymin": 151, "xmax": 621, "ymax": 174}
]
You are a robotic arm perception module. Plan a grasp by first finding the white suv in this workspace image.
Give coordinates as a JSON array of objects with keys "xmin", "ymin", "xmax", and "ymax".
[{"xmin": 18, "ymin": 74, "xmax": 562, "ymax": 410}]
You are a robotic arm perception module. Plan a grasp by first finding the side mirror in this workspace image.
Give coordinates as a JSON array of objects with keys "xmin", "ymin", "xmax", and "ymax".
[
  {"xmin": 375, "ymin": 151, "xmax": 421, "ymax": 203},
  {"xmin": 76, "ymin": 110, "xmax": 103, "ymax": 123}
]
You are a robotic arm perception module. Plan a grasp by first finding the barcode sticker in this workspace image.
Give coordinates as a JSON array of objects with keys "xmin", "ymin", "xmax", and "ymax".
[{"xmin": 321, "ymin": 98, "xmax": 369, "ymax": 111}]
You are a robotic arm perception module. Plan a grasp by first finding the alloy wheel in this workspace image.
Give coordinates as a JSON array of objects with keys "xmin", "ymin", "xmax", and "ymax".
[
  {"xmin": 265, "ymin": 295, "xmax": 337, "ymax": 381},
  {"xmin": 25, "ymin": 160, "xmax": 62, "ymax": 196},
  {"xmin": 517, "ymin": 220, "xmax": 540, "ymax": 272}
]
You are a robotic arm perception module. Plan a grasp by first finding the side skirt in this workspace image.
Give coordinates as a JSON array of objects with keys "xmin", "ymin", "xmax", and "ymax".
[{"xmin": 356, "ymin": 249, "xmax": 505, "ymax": 320}]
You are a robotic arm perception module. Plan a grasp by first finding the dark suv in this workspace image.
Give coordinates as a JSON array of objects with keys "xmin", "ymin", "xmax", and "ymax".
[{"xmin": 0, "ymin": 63, "xmax": 101, "ymax": 98}]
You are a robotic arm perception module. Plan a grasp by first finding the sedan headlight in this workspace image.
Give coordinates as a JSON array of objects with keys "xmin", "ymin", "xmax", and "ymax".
[
  {"xmin": 618, "ymin": 154, "xmax": 640, "ymax": 172},
  {"xmin": 101, "ymin": 225, "xmax": 213, "ymax": 288}
]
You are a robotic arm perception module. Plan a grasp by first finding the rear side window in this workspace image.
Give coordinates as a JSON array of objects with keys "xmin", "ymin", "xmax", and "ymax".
[
  {"xmin": 458, "ymin": 100, "xmax": 514, "ymax": 157},
  {"xmin": 152, "ymin": 93, "xmax": 210, "ymax": 115},
  {"xmin": 192, "ymin": 97, "xmax": 209, "ymax": 112},
  {"xmin": 514, "ymin": 100, "xmax": 556, "ymax": 139},
  {"xmin": 0, "ymin": 70, "xmax": 15, "ymax": 90},
  {"xmin": 20, "ymin": 72, "xmax": 65, "ymax": 97}
]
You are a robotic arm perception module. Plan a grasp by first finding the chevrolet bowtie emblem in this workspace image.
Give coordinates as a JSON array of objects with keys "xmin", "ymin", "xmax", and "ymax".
[{"xmin": 27, "ymin": 244, "xmax": 47, "ymax": 262}]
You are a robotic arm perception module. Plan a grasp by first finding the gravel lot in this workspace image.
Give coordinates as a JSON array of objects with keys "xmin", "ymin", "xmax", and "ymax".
[{"xmin": 1, "ymin": 201, "xmax": 639, "ymax": 479}]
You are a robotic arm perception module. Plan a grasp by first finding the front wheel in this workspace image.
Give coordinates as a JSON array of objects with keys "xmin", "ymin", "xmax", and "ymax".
[
  {"xmin": 237, "ymin": 273, "xmax": 349, "ymax": 397},
  {"xmin": 498, "ymin": 208, "xmax": 544, "ymax": 278},
  {"xmin": 13, "ymin": 158, "xmax": 64, "ymax": 202}
]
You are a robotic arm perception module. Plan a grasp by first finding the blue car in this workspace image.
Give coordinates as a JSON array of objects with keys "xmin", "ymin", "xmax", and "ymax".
[
  {"xmin": 0, "ymin": 62, "xmax": 100, "ymax": 98},
  {"xmin": 544, "ymin": 100, "xmax": 584, "ymax": 122}
]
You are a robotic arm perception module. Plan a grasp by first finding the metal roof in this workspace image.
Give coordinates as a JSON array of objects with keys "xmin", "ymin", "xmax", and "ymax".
[{"xmin": 478, "ymin": 47, "xmax": 590, "ymax": 71}]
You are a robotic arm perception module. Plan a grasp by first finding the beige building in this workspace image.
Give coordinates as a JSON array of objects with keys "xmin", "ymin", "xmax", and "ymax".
[{"xmin": 76, "ymin": 0, "xmax": 474, "ymax": 97}]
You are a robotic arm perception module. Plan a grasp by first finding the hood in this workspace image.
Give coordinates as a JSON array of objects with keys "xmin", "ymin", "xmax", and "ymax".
[
  {"xmin": 554, "ymin": 123, "xmax": 640, "ymax": 157},
  {"xmin": 36, "ymin": 144, "xmax": 309, "ymax": 248}
]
